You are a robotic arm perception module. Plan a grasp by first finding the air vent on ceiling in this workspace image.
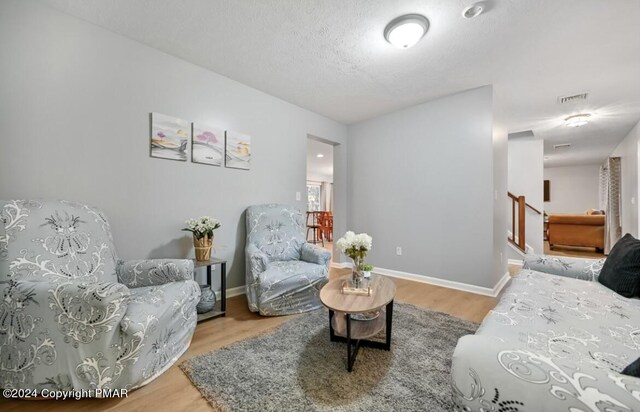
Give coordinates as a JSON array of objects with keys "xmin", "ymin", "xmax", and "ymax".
[
  {"xmin": 558, "ymin": 92, "xmax": 588, "ymax": 104},
  {"xmin": 554, "ymin": 143, "xmax": 571, "ymax": 150}
]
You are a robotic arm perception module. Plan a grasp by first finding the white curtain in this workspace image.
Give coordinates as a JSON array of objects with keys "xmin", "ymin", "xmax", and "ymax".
[{"xmin": 599, "ymin": 157, "xmax": 622, "ymax": 253}]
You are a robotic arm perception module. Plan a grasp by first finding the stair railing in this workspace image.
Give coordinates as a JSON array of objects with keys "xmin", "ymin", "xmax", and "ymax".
[{"xmin": 507, "ymin": 192, "xmax": 541, "ymax": 252}]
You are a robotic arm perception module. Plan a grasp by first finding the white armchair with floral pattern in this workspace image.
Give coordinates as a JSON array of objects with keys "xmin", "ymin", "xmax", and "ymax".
[
  {"xmin": 0, "ymin": 200, "xmax": 200, "ymax": 393},
  {"xmin": 245, "ymin": 204, "xmax": 331, "ymax": 316}
]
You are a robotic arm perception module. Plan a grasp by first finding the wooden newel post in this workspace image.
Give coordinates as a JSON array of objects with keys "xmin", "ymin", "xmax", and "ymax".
[{"xmin": 518, "ymin": 196, "xmax": 526, "ymax": 251}]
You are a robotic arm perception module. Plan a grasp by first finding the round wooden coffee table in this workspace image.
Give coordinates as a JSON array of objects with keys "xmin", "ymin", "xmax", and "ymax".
[{"xmin": 319, "ymin": 274, "xmax": 396, "ymax": 372}]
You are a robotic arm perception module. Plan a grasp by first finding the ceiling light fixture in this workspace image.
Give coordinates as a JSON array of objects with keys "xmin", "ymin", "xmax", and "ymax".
[
  {"xmin": 463, "ymin": 2, "xmax": 485, "ymax": 19},
  {"xmin": 384, "ymin": 14, "xmax": 429, "ymax": 49},
  {"xmin": 564, "ymin": 113, "xmax": 591, "ymax": 127},
  {"xmin": 316, "ymin": 153, "xmax": 324, "ymax": 158}
]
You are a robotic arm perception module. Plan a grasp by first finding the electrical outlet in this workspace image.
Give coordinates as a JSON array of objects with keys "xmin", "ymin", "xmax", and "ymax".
[
  {"xmin": 295, "ymin": 191, "xmax": 301, "ymax": 201},
  {"xmin": 396, "ymin": 247, "xmax": 402, "ymax": 256}
]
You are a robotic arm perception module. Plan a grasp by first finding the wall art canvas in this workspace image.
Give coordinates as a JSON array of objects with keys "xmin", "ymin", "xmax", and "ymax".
[
  {"xmin": 192, "ymin": 123, "xmax": 224, "ymax": 166},
  {"xmin": 150, "ymin": 112, "xmax": 189, "ymax": 161},
  {"xmin": 225, "ymin": 130, "xmax": 251, "ymax": 170}
]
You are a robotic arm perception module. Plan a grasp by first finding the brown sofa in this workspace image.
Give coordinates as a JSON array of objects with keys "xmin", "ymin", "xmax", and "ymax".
[{"xmin": 547, "ymin": 214, "xmax": 605, "ymax": 252}]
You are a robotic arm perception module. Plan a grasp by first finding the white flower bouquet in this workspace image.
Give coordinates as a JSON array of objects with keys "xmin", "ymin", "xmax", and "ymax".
[
  {"xmin": 336, "ymin": 231, "xmax": 372, "ymax": 259},
  {"xmin": 182, "ymin": 216, "xmax": 221, "ymax": 240},
  {"xmin": 336, "ymin": 231, "xmax": 372, "ymax": 281}
]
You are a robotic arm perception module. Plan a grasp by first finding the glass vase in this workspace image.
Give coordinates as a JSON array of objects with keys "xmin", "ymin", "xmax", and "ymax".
[{"xmin": 351, "ymin": 256, "xmax": 364, "ymax": 285}]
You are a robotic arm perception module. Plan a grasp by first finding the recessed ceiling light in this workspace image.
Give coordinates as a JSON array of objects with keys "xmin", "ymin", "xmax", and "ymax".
[
  {"xmin": 564, "ymin": 113, "xmax": 591, "ymax": 127},
  {"xmin": 463, "ymin": 2, "xmax": 485, "ymax": 19},
  {"xmin": 316, "ymin": 153, "xmax": 324, "ymax": 158},
  {"xmin": 384, "ymin": 14, "xmax": 429, "ymax": 49}
]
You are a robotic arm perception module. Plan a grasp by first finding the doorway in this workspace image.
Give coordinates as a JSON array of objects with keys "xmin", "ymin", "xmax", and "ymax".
[{"xmin": 306, "ymin": 137, "xmax": 334, "ymax": 258}]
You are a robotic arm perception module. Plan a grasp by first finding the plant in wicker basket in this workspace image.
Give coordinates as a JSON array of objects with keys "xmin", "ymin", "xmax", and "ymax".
[{"xmin": 183, "ymin": 216, "xmax": 221, "ymax": 261}]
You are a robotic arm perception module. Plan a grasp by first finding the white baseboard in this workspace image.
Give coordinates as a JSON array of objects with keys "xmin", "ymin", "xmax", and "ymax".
[
  {"xmin": 214, "ymin": 285, "xmax": 246, "ymax": 300},
  {"xmin": 507, "ymin": 259, "xmax": 524, "ymax": 266},
  {"xmin": 493, "ymin": 272, "xmax": 512, "ymax": 296},
  {"xmin": 372, "ymin": 267, "xmax": 511, "ymax": 298},
  {"xmin": 217, "ymin": 266, "xmax": 512, "ymax": 301}
]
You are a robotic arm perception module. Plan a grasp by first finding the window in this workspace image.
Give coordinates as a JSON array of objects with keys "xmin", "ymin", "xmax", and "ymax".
[{"xmin": 307, "ymin": 183, "xmax": 321, "ymax": 211}]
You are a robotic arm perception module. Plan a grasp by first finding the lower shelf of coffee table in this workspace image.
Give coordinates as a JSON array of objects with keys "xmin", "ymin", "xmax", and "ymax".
[{"xmin": 331, "ymin": 311, "xmax": 386, "ymax": 340}]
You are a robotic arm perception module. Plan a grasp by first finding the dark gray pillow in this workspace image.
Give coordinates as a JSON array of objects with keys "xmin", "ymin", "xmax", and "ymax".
[
  {"xmin": 622, "ymin": 357, "xmax": 640, "ymax": 378},
  {"xmin": 598, "ymin": 234, "xmax": 640, "ymax": 298}
]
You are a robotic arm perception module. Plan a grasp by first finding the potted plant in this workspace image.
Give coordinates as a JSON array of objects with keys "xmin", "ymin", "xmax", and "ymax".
[
  {"xmin": 183, "ymin": 216, "xmax": 221, "ymax": 261},
  {"xmin": 360, "ymin": 263, "xmax": 374, "ymax": 278},
  {"xmin": 336, "ymin": 231, "xmax": 372, "ymax": 283}
]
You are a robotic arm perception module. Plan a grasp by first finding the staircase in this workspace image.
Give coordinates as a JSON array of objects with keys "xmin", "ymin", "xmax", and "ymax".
[{"xmin": 507, "ymin": 191, "xmax": 541, "ymax": 253}]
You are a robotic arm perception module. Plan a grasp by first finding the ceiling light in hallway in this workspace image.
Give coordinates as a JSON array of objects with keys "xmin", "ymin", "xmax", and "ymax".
[
  {"xmin": 564, "ymin": 113, "xmax": 591, "ymax": 127},
  {"xmin": 316, "ymin": 153, "xmax": 324, "ymax": 158},
  {"xmin": 384, "ymin": 14, "xmax": 429, "ymax": 49}
]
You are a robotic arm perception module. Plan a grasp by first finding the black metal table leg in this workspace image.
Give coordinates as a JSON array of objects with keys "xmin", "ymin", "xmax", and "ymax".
[
  {"xmin": 206, "ymin": 265, "xmax": 212, "ymax": 287},
  {"xmin": 385, "ymin": 300, "xmax": 394, "ymax": 350},
  {"xmin": 329, "ymin": 310, "xmax": 336, "ymax": 341},
  {"xmin": 346, "ymin": 313, "xmax": 352, "ymax": 371},
  {"xmin": 221, "ymin": 262, "xmax": 227, "ymax": 314},
  {"xmin": 344, "ymin": 314, "xmax": 363, "ymax": 372}
]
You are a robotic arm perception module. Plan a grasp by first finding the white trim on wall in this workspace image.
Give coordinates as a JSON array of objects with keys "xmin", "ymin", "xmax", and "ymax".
[
  {"xmin": 214, "ymin": 285, "xmax": 246, "ymax": 300},
  {"xmin": 220, "ymin": 266, "xmax": 511, "ymax": 300},
  {"xmin": 372, "ymin": 267, "xmax": 511, "ymax": 298},
  {"xmin": 331, "ymin": 261, "xmax": 510, "ymax": 297}
]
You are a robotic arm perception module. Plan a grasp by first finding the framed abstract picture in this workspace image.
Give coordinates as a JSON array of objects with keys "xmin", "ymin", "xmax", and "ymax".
[
  {"xmin": 192, "ymin": 123, "xmax": 224, "ymax": 166},
  {"xmin": 150, "ymin": 113, "xmax": 189, "ymax": 161},
  {"xmin": 225, "ymin": 130, "xmax": 251, "ymax": 170}
]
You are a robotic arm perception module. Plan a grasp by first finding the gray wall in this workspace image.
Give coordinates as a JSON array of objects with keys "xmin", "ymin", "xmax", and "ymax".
[
  {"xmin": 347, "ymin": 86, "xmax": 504, "ymax": 289},
  {"xmin": 0, "ymin": 0, "xmax": 348, "ymax": 289},
  {"xmin": 492, "ymin": 109, "xmax": 508, "ymax": 285},
  {"xmin": 508, "ymin": 137, "xmax": 544, "ymax": 254},
  {"xmin": 611, "ymin": 120, "xmax": 640, "ymax": 237},
  {"xmin": 543, "ymin": 164, "xmax": 601, "ymax": 214}
]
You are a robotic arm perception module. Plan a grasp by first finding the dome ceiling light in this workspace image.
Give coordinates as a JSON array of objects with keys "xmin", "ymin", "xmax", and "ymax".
[
  {"xmin": 565, "ymin": 113, "xmax": 592, "ymax": 127},
  {"xmin": 384, "ymin": 14, "xmax": 429, "ymax": 49}
]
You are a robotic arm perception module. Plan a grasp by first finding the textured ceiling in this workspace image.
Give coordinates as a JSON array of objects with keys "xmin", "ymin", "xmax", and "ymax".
[{"xmin": 38, "ymin": 0, "xmax": 640, "ymax": 166}]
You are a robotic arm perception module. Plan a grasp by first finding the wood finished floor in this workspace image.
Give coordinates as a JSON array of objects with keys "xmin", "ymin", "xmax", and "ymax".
[{"xmin": 0, "ymin": 268, "xmax": 497, "ymax": 412}]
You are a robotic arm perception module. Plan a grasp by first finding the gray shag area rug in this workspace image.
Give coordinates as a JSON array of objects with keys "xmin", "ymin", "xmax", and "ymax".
[{"xmin": 180, "ymin": 303, "xmax": 477, "ymax": 411}]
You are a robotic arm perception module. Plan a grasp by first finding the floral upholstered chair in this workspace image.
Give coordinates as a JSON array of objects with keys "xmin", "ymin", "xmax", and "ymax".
[
  {"xmin": 245, "ymin": 204, "xmax": 331, "ymax": 315},
  {"xmin": 0, "ymin": 200, "xmax": 200, "ymax": 393}
]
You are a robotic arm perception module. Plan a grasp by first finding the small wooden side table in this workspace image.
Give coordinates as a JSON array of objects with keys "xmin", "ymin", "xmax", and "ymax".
[{"xmin": 192, "ymin": 258, "xmax": 227, "ymax": 322}]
